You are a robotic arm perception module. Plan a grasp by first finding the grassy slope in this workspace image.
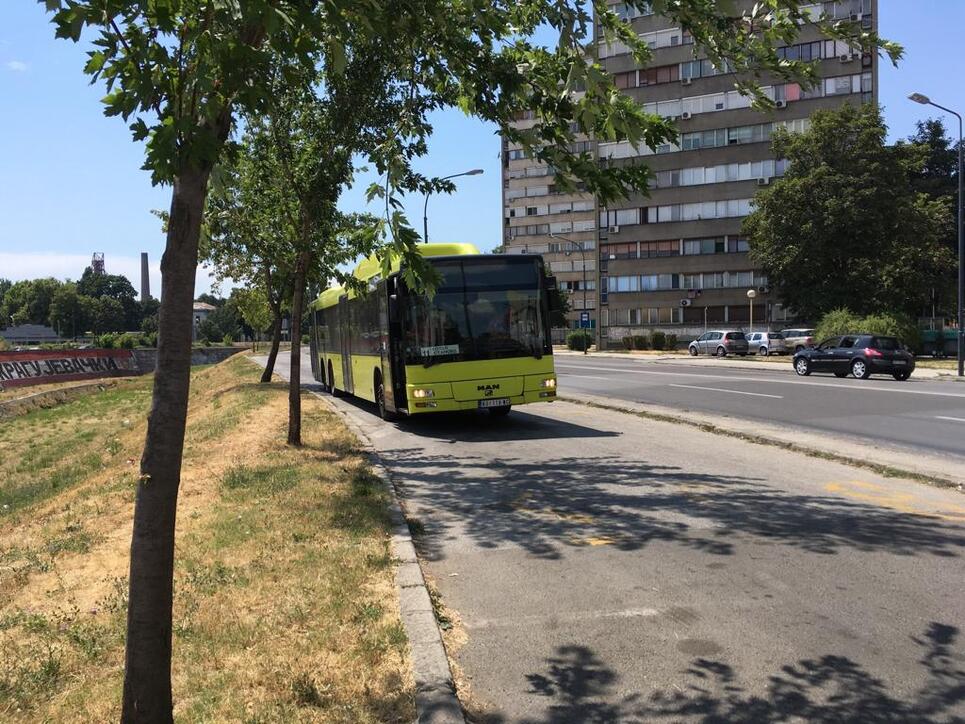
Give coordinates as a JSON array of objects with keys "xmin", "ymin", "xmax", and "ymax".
[{"xmin": 0, "ymin": 356, "xmax": 414, "ymax": 722}]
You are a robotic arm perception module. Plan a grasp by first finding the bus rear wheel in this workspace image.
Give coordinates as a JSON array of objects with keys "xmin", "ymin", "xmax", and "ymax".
[
  {"xmin": 328, "ymin": 361, "xmax": 341, "ymax": 397},
  {"xmin": 488, "ymin": 405, "xmax": 511, "ymax": 417}
]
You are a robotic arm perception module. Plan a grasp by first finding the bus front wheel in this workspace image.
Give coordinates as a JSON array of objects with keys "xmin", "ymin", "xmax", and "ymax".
[
  {"xmin": 375, "ymin": 372, "xmax": 397, "ymax": 421},
  {"xmin": 488, "ymin": 405, "xmax": 511, "ymax": 417}
]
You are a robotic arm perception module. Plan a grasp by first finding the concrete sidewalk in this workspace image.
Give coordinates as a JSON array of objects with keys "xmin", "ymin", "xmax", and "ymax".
[{"xmin": 554, "ymin": 348, "xmax": 959, "ymax": 380}]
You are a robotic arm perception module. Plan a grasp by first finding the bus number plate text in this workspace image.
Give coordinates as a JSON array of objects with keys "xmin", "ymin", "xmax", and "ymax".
[{"xmin": 478, "ymin": 397, "xmax": 510, "ymax": 409}]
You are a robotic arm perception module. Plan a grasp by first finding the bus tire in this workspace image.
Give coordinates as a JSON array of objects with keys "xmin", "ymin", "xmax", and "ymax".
[
  {"xmin": 488, "ymin": 405, "xmax": 511, "ymax": 417},
  {"xmin": 375, "ymin": 371, "xmax": 397, "ymax": 421},
  {"xmin": 328, "ymin": 361, "xmax": 341, "ymax": 397}
]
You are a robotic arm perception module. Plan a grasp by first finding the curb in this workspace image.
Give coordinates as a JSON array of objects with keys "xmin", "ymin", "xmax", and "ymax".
[
  {"xmin": 304, "ymin": 386, "xmax": 465, "ymax": 724},
  {"xmin": 559, "ymin": 392, "xmax": 965, "ymax": 491}
]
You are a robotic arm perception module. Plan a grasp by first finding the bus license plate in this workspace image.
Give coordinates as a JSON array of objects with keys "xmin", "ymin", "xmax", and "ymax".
[{"xmin": 478, "ymin": 397, "xmax": 510, "ymax": 409}]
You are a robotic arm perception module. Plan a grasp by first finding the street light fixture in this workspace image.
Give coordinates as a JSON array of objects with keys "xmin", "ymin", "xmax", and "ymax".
[
  {"xmin": 550, "ymin": 233, "xmax": 590, "ymax": 355},
  {"xmin": 747, "ymin": 289, "xmax": 757, "ymax": 334},
  {"xmin": 909, "ymin": 92, "xmax": 963, "ymax": 376},
  {"xmin": 423, "ymin": 169, "xmax": 484, "ymax": 244}
]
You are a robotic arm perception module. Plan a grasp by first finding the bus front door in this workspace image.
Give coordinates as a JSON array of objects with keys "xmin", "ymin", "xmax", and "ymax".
[{"xmin": 338, "ymin": 295, "xmax": 353, "ymax": 394}]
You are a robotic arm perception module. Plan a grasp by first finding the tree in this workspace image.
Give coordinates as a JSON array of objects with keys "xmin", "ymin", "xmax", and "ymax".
[
  {"xmin": 1, "ymin": 277, "xmax": 63, "ymax": 326},
  {"xmin": 197, "ymin": 298, "xmax": 241, "ymax": 342},
  {"xmin": 0, "ymin": 279, "xmax": 11, "ymax": 326},
  {"xmin": 49, "ymin": 282, "xmax": 94, "ymax": 338},
  {"xmin": 45, "ymin": 1, "xmax": 899, "ymax": 719},
  {"xmin": 745, "ymin": 103, "xmax": 954, "ymax": 320},
  {"xmin": 93, "ymin": 296, "xmax": 127, "ymax": 333},
  {"xmin": 78, "ymin": 268, "xmax": 141, "ymax": 329},
  {"xmin": 231, "ymin": 286, "xmax": 272, "ymax": 348}
]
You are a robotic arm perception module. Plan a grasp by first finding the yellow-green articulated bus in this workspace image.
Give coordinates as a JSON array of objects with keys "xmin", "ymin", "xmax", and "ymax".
[{"xmin": 309, "ymin": 243, "xmax": 561, "ymax": 420}]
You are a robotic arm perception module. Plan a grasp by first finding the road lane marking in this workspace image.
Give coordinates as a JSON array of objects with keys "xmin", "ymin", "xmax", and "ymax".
[
  {"xmin": 669, "ymin": 383, "xmax": 783, "ymax": 399},
  {"xmin": 468, "ymin": 607, "xmax": 660, "ymax": 630},
  {"xmin": 558, "ymin": 374, "xmax": 612, "ymax": 381},
  {"xmin": 825, "ymin": 481, "xmax": 965, "ymax": 522},
  {"xmin": 555, "ymin": 363, "xmax": 965, "ymax": 399},
  {"xmin": 934, "ymin": 415, "xmax": 965, "ymax": 423}
]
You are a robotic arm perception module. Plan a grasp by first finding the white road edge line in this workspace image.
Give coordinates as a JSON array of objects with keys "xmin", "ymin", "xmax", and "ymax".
[
  {"xmin": 555, "ymin": 363, "xmax": 965, "ymax": 399},
  {"xmin": 934, "ymin": 415, "xmax": 965, "ymax": 423},
  {"xmin": 669, "ymin": 383, "xmax": 783, "ymax": 399}
]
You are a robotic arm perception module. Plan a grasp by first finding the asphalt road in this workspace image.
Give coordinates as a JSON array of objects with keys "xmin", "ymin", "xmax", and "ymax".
[
  {"xmin": 555, "ymin": 355, "xmax": 965, "ymax": 460},
  {"xmin": 263, "ymin": 353, "xmax": 965, "ymax": 723}
]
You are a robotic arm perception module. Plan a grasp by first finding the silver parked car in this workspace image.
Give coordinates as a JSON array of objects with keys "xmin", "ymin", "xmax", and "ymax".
[
  {"xmin": 688, "ymin": 330, "xmax": 749, "ymax": 357},
  {"xmin": 746, "ymin": 331, "xmax": 788, "ymax": 356},
  {"xmin": 781, "ymin": 328, "xmax": 816, "ymax": 352}
]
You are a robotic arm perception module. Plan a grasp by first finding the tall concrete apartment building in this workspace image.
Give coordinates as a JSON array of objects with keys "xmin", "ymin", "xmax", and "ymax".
[{"xmin": 501, "ymin": 0, "xmax": 877, "ymax": 346}]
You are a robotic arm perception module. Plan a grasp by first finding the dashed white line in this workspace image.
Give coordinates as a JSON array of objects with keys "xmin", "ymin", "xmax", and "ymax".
[{"xmin": 669, "ymin": 383, "xmax": 783, "ymax": 399}]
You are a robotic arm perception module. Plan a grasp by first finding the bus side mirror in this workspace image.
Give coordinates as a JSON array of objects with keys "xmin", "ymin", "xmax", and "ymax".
[{"xmin": 388, "ymin": 294, "xmax": 400, "ymax": 323}]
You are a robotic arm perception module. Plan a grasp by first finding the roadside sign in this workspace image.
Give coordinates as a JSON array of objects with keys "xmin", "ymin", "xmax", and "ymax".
[{"xmin": 579, "ymin": 311, "xmax": 590, "ymax": 328}]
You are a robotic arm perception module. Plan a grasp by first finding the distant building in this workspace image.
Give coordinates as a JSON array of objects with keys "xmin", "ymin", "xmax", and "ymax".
[
  {"xmin": 192, "ymin": 302, "xmax": 216, "ymax": 341},
  {"xmin": 1, "ymin": 324, "xmax": 62, "ymax": 346},
  {"xmin": 501, "ymin": 0, "xmax": 878, "ymax": 346}
]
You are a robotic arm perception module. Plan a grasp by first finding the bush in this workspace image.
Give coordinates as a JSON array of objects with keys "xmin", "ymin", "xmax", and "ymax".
[
  {"xmin": 622, "ymin": 336, "xmax": 633, "ymax": 350},
  {"xmin": 566, "ymin": 330, "xmax": 593, "ymax": 351},
  {"xmin": 814, "ymin": 308, "xmax": 922, "ymax": 352},
  {"xmin": 632, "ymin": 334, "xmax": 649, "ymax": 350},
  {"xmin": 222, "ymin": 334, "xmax": 235, "ymax": 347},
  {"xmin": 96, "ymin": 332, "xmax": 120, "ymax": 349},
  {"xmin": 116, "ymin": 332, "xmax": 141, "ymax": 349},
  {"xmin": 0, "ymin": 337, "xmax": 11, "ymax": 351},
  {"xmin": 651, "ymin": 330, "xmax": 667, "ymax": 350},
  {"xmin": 143, "ymin": 332, "xmax": 158, "ymax": 348},
  {"xmin": 665, "ymin": 334, "xmax": 678, "ymax": 350},
  {"xmin": 301, "ymin": 334, "xmax": 310, "ymax": 345}
]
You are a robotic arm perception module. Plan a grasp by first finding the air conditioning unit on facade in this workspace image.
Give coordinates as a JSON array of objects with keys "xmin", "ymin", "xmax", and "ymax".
[
  {"xmin": 681, "ymin": 111, "xmax": 693, "ymax": 120},
  {"xmin": 681, "ymin": 77, "xmax": 693, "ymax": 86},
  {"xmin": 775, "ymin": 100, "xmax": 787, "ymax": 109},
  {"xmin": 679, "ymin": 299, "xmax": 692, "ymax": 307},
  {"xmin": 850, "ymin": 12, "xmax": 861, "ymax": 21},
  {"xmin": 609, "ymin": 225, "xmax": 620, "ymax": 234},
  {"xmin": 757, "ymin": 177, "xmax": 770, "ymax": 186},
  {"xmin": 839, "ymin": 53, "xmax": 854, "ymax": 63}
]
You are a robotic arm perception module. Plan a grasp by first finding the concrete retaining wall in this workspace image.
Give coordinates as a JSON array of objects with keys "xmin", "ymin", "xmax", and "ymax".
[{"xmin": 132, "ymin": 346, "xmax": 244, "ymax": 372}]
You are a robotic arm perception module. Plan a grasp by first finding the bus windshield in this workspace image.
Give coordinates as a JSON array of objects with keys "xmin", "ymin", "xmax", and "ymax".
[{"xmin": 402, "ymin": 257, "xmax": 547, "ymax": 365}]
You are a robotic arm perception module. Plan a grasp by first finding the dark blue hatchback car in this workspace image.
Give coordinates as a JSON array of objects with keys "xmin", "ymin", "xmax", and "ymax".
[{"xmin": 793, "ymin": 335, "xmax": 915, "ymax": 380}]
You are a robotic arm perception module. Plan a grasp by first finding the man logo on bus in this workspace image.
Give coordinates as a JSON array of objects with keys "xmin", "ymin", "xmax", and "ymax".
[{"xmin": 478, "ymin": 383, "xmax": 500, "ymax": 397}]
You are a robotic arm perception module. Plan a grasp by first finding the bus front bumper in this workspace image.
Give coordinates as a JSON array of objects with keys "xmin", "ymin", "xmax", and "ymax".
[{"xmin": 407, "ymin": 388, "xmax": 557, "ymax": 413}]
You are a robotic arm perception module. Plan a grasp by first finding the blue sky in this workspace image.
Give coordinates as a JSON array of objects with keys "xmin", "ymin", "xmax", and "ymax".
[{"xmin": 0, "ymin": 2, "xmax": 962, "ymax": 295}]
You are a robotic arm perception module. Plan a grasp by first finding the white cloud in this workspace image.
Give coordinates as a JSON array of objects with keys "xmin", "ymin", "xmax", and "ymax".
[
  {"xmin": 0, "ymin": 252, "xmax": 231, "ymax": 298},
  {"xmin": 5, "ymin": 60, "xmax": 28, "ymax": 72}
]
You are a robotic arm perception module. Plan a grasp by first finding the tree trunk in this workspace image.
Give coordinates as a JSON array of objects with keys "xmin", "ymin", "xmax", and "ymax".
[
  {"xmin": 287, "ymin": 250, "xmax": 311, "ymax": 446},
  {"xmin": 121, "ymin": 167, "xmax": 210, "ymax": 723},
  {"xmin": 261, "ymin": 310, "xmax": 284, "ymax": 383}
]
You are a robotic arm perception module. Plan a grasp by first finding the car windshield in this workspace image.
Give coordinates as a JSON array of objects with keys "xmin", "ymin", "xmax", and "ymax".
[
  {"xmin": 771, "ymin": 332, "xmax": 784, "ymax": 339},
  {"xmin": 402, "ymin": 257, "xmax": 547, "ymax": 365}
]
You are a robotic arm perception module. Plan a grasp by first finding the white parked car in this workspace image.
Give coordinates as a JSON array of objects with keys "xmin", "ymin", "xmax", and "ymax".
[{"xmin": 746, "ymin": 331, "xmax": 788, "ymax": 356}]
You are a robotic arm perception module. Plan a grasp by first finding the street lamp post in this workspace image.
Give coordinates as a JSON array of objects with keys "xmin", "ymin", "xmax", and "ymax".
[
  {"xmin": 423, "ymin": 168, "xmax": 484, "ymax": 244},
  {"xmin": 747, "ymin": 288, "xmax": 757, "ymax": 334},
  {"xmin": 550, "ymin": 233, "xmax": 589, "ymax": 354},
  {"xmin": 909, "ymin": 93, "xmax": 963, "ymax": 376}
]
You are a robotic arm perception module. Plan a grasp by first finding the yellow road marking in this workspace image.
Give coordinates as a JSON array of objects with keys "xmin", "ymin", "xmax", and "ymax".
[{"xmin": 825, "ymin": 480, "xmax": 965, "ymax": 522}]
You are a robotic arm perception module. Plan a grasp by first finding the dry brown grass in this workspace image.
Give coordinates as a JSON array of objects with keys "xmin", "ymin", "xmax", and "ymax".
[{"xmin": 0, "ymin": 356, "xmax": 414, "ymax": 722}]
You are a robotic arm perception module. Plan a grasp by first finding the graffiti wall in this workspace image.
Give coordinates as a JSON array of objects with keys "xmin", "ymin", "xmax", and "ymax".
[{"xmin": 0, "ymin": 350, "xmax": 139, "ymax": 389}]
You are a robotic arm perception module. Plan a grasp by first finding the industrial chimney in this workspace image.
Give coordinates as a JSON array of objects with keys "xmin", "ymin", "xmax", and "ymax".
[{"xmin": 140, "ymin": 252, "xmax": 151, "ymax": 301}]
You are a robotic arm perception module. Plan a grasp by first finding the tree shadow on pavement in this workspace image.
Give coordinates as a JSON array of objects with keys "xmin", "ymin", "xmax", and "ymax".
[
  {"xmin": 485, "ymin": 623, "xmax": 965, "ymax": 723},
  {"xmin": 379, "ymin": 446, "xmax": 965, "ymax": 562}
]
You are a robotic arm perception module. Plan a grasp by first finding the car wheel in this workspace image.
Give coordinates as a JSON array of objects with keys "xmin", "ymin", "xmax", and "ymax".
[
  {"xmin": 758, "ymin": 346, "xmax": 768, "ymax": 356},
  {"xmin": 794, "ymin": 357, "xmax": 811, "ymax": 376},
  {"xmin": 689, "ymin": 345, "xmax": 699, "ymax": 356},
  {"xmin": 851, "ymin": 358, "xmax": 871, "ymax": 380},
  {"xmin": 488, "ymin": 405, "xmax": 511, "ymax": 417},
  {"xmin": 716, "ymin": 346, "xmax": 727, "ymax": 357},
  {"xmin": 834, "ymin": 371, "xmax": 848, "ymax": 378},
  {"xmin": 893, "ymin": 370, "xmax": 911, "ymax": 381}
]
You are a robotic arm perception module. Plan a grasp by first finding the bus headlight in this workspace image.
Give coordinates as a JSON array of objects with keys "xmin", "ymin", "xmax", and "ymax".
[
  {"xmin": 412, "ymin": 388, "xmax": 435, "ymax": 398},
  {"xmin": 540, "ymin": 378, "xmax": 556, "ymax": 389}
]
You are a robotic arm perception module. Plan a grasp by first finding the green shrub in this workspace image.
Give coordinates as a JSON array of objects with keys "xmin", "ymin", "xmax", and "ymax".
[
  {"xmin": 0, "ymin": 337, "xmax": 11, "ymax": 351},
  {"xmin": 143, "ymin": 332, "xmax": 158, "ymax": 348},
  {"xmin": 117, "ymin": 332, "xmax": 141, "ymax": 349},
  {"xmin": 621, "ymin": 336, "xmax": 633, "ymax": 350},
  {"xmin": 632, "ymin": 334, "xmax": 649, "ymax": 350},
  {"xmin": 96, "ymin": 333, "xmax": 120, "ymax": 349},
  {"xmin": 665, "ymin": 333, "xmax": 678, "ymax": 350},
  {"xmin": 651, "ymin": 330, "xmax": 667, "ymax": 350},
  {"xmin": 222, "ymin": 334, "xmax": 235, "ymax": 347},
  {"xmin": 566, "ymin": 330, "xmax": 593, "ymax": 351},
  {"xmin": 815, "ymin": 308, "xmax": 921, "ymax": 352},
  {"xmin": 301, "ymin": 334, "xmax": 310, "ymax": 345}
]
